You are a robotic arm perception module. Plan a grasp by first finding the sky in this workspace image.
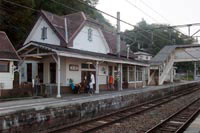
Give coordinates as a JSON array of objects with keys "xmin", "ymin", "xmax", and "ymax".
[{"xmin": 97, "ymin": 0, "xmax": 200, "ymax": 37}]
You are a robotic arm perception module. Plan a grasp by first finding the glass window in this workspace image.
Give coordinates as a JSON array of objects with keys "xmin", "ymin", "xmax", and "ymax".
[
  {"xmin": 81, "ymin": 63, "xmax": 89, "ymax": 69},
  {"xmin": 0, "ymin": 61, "xmax": 9, "ymax": 72},
  {"xmin": 88, "ymin": 28, "xmax": 93, "ymax": 41},
  {"xmin": 90, "ymin": 64, "xmax": 95, "ymax": 69},
  {"xmin": 123, "ymin": 66, "xmax": 128, "ymax": 82},
  {"xmin": 41, "ymin": 27, "xmax": 47, "ymax": 40},
  {"xmin": 136, "ymin": 66, "xmax": 143, "ymax": 81},
  {"xmin": 129, "ymin": 66, "xmax": 135, "ymax": 82}
]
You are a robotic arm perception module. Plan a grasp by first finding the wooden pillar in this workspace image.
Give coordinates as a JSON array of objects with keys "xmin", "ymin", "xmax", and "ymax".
[
  {"xmin": 95, "ymin": 61, "xmax": 99, "ymax": 94},
  {"xmin": 57, "ymin": 56, "xmax": 61, "ymax": 98}
]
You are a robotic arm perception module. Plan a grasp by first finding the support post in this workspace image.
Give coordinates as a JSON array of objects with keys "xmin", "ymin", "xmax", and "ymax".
[
  {"xmin": 194, "ymin": 62, "xmax": 197, "ymax": 80},
  {"xmin": 170, "ymin": 68, "xmax": 174, "ymax": 83},
  {"xmin": 57, "ymin": 56, "xmax": 61, "ymax": 98},
  {"xmin": 117, "ymin": 63, "xmax": 123, "ymax": 91},
  {"xmin": 95, "ymin": 61, "xmax": 99, "ymax": 94},
  {"xmin": 117, "ymin": 12, "xmax": 122, "ymax": 91}
]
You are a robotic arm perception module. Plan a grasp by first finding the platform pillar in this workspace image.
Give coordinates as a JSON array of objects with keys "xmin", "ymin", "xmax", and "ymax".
[
  {"xmin": 95, "ymin": 61, "xmax": 99, "ymax": 94},
  {"xmin": 170, "ymin": 68, "xmax": 173, "ymax": 83},
  {"xmin": 194, "ymin": 62, "xmax": 197, "ymax": 80},
  {"xmin": 57, "ymin": 56, "xmax": 61, "ymax": 98}
]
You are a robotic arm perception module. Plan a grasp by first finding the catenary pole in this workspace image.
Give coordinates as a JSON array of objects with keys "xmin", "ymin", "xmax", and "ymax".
[{"xmin": 117, "ymin": 12, "xmax": 122, "ymax": 91}]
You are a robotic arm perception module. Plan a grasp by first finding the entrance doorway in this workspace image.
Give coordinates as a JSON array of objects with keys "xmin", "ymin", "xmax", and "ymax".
[
  {"xmin": 27, "ymin": 63, "xmax": 32, "ymax": 82},
  {"xmin": 122, "ymin": 66, "xmax": 128, "ymax": 88},
  {"xmin": 108, "ymin": 66, "xmax": 113, "ymax": 76},
  {"xmin": 38, "ymin": 63, "xmax": 44, "ymax": 83},
  {"xmin": 50, "ymin": 63, "xmax": 56, "ymax": 83},
  {"xmin": 81, "ymin": 71, "xmax": 96, "ymax": 89}
]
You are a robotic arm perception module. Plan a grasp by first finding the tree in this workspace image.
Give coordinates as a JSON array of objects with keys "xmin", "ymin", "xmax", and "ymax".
[
  {"xmin": 0, "ymin": 0, "xmax": 112, "ymax": 49},
  {"xmin": 122, "ymin": 19, "xmax": 194, "ymax": 55}
]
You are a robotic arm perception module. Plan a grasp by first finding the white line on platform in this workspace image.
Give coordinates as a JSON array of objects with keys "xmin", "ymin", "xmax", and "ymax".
[{"xmin": 0, "ymin": 94, "xmax": 115, "ymax": 111}]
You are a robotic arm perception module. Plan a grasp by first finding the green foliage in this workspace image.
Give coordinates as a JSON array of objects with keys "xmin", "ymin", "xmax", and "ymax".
[
  {"xmin": 0, "ymin": 0, "xmax": 112, "ymax": 48},
  {"xmin": 122, "ymin": 19, "xmax": 195, "ymax": 55}
]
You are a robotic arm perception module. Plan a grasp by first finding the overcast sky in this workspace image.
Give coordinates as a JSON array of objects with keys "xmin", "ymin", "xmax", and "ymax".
[{"xmin": 97, "ymin": 0, "xmax": 200, "ymax": 37}]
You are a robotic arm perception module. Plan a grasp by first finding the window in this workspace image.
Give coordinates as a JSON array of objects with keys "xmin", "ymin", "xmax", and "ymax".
[
  {"xmin": 88, "ymin": 28, "xmax": 93, "ymax": 41},
  {"xmin": 81, "ymin": 63, "xmax": 95, "ymax": 69},
  {"xmin": 0, "ymin": 61, "xmax": 9, "ymax": 72},
  {"xmin": 41, "ymin": 27, "xmax": 47, "ymax": 40},
  {"xmin": 136, "ymin": 66, "xmax": 143, "ymax": 81},
  {"xmin": 81, "ymin": 63, "xmax": 89, "ymax": 69},
  {"xmin": 129, "ymin": 66, "xmax": 135, "ymax": 82}
]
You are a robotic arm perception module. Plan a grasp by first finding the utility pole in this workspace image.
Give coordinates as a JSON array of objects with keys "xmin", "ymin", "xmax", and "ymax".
[
  {"xmin": 151, "ymin": 31, "xmax": 154, "ymax": 45},
  {"xmin": 188, "ymin": 25, "xmax": 191, "ymax": 36},
  {"xmin": 117, "ymin": 12, "xmax": 122, "ymax": 91}
]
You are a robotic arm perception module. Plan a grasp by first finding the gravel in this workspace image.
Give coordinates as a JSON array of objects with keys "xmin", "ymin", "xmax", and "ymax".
[{"xmin": 96, "ymin": 89, "xmax": 200, "ymax": 133}]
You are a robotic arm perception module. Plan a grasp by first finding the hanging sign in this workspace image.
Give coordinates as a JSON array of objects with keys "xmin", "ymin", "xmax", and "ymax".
[
  {"xmin": 69, "ymin": 64, "xmax": 79, "ymax": 71},
  {"xmin": 99, "ymin": 65, "xmax": 108, "ymax": 75}
]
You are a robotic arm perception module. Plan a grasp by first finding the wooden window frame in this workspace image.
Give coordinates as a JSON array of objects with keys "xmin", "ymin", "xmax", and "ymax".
[
  {"xmin": 41, "ymin": 27, "xmax": 48, "ymax": 40},
  {"xmin": 0, "ymin": 61, "xmax": 10, "ymax": 73}
]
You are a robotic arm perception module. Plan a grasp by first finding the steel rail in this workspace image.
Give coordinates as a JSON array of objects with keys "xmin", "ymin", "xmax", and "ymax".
[
  {"xmin": 145, "ymin": 98, "xmax": 200, "ymax": 133},
  {"xmin": 49, "ymin": 85, "xmax": 200, "ymax": 133}
]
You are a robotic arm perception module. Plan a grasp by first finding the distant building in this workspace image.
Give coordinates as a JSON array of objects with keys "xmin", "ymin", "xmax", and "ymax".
[
  {"xmin": 134, "ymin": 51, "xmax": 152, "ymax": 61},
  {"xmin": 0, "ymin": 31, "xmax": 20, "ymax": 93}
]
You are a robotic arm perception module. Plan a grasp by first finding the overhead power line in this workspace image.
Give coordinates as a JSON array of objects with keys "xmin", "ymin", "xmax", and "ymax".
[
  {"xmin": 126, "ymin": 0, "xmax": 190, "ymax": 40},
  {"xmin": 1, "ymin": 0, "xmax": 147, "ymax": 47},
  {"xmin": 124, "ymin": 0, "xmax": 159, "ymax": 23},
  {"xmin": 72, "ymin": 0, "xmax": 175, "ymax": 44},
  {"xmin": 140, "ymin": 0, "xmax": 171, "ymax": 23},
  {"xmin": 2, "ymin": 0, "xmax": 38, "ymax": 12}
]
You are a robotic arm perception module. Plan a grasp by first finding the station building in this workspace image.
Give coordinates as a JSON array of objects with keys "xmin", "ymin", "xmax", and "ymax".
[
  {"xmin": 17, "ymin": 10, "xmax": 149, "ymax": 97},
  {"xmin": 0, "ymin": 31, "xmax": 20, "ymax": 95}
]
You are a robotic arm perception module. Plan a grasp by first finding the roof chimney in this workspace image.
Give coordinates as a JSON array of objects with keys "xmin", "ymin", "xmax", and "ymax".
[{"xmin": 64, "ymin": 17, "xmax": 68, "ymax": 43}]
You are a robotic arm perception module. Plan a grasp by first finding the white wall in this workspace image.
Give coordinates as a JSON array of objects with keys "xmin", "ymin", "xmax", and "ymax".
[
  {"xmin": 137, "ymin": 55, "xmax": 152, "ymax": 61},
  {"xmin": 21, "ymin": 58, "xmax": 111, "ymax": 87},
  {"xmin": 24, "ymin": 17, "xmax": 61, "ymax": 45},
  {"xmin": 72, "ymin": 25, "xmax": 110, "ymax": 54},
  {"xmin": 20, "ymin": 61, "xmax": 39, "ymax": 83},
  {"xmin": 0, "ymin": 61, "xmax": 14, "ymax": 90}
]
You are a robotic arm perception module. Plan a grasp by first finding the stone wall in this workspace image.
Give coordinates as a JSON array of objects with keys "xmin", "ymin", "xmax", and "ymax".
[{"xmin": 0, "ymin": 82, "xmax": 198, "ymax": 132}]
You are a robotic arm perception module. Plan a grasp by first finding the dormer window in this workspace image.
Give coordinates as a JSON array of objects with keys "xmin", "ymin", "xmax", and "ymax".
[
  {"xmin": 41, "ymin": 27, "xmax": 47, "ymax": 40},
  {"xmin": 88, "ymin": 28, "xmax": 93, "ymax": 41}
]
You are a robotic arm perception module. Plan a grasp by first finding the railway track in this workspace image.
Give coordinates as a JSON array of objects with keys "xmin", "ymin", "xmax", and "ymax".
[
  {"xmin": 145, "ymin": 97, "xmax": 200, "ymax": 133},
  {"xmin": 49, "ymin": 86, "xmax": 200, "ymax": 133}
]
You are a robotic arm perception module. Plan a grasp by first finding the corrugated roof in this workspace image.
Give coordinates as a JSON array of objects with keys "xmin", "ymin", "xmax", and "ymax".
[
  {"xmin": 150, "ymin": 44, "xmax": 200, "ymax": 66},
  {"xmin": 28, "ymin": 41, "xmax": 148, "ymax": 66}
]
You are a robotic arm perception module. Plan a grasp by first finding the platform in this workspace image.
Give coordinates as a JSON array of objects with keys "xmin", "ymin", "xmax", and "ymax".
[
  {"xmin": 0, "ymin": 81, "xmax": 199, "ymax": 132},
  {"xmin": 0, "ymin": 81, "xmax": 195, "ymax": 114},
  {"xmin": 184, "ymin": 114, "xmax": 200, "ymax": 133}
]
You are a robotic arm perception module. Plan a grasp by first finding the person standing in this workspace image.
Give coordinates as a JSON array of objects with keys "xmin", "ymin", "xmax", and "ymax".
[
  {"xmin": 89, "ymin": 72, "xmax": 95, "ymax": 94},
  {"xmin": 35, "ymin": 75, "xmax": 40, "ymax": 96},
  {"xmin": 109, "ymin": 75, "xmax": 114, "ymax": 90}
]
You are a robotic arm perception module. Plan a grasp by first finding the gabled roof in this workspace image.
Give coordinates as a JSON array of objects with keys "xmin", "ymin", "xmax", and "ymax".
[
  {"xmin": 38, "ymin": 10, "xmax": 134, "ymax": 58},
  {"xmin": 134, "ymin": 51, "xmax": 152, "ymax": 56},
  {"xmin": 41, "ymin": 10, "xmax": 67, "ymax": 45},
  {"xmin": 0, "ymin": 31, "xmax": 20, "ymax": 60}
]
